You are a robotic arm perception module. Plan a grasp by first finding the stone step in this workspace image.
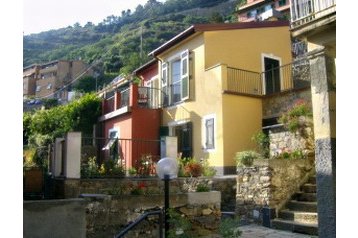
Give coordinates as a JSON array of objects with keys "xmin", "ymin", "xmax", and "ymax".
[
  {"xmin": 278, "ymin": 209, "xmax": 318, "ymax": 223},
  {"xmin": 301, "ymin": 184, "xmax": 317, "ymax": 193},
  {"xmin": 287, "ymin": 200, "xmax": 317, "ymax": 212},
  {"xmin": 271, "ymin": 218, "xmax": 318, "ymax": 235},
  {"xmin": 293, "ymin": 192, "xmax": 317, "ymax": 202},
  {"xmin": 308, "ymin": 176, "xmax": 316, "ymax": 184}
]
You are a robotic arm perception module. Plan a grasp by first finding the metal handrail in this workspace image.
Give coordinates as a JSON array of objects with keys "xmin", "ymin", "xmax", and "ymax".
[{"xmin": 114, "ymin": 210, "xmax": 163, "ymax": 238}]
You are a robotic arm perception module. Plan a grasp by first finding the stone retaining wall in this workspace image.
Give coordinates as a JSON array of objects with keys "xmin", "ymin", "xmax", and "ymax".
[
  {"xmin": 236, "ymin": 158, "xmax": 314, "ymax": 223},
  {"xmin": 268, "ymin": 126, "xmax": 307, "ymax": 157},
  {"xmin": 84, "ymin": 191, "xmax": 221, "ymax": 238},
  {"xmin": 54, "ymin": 176, "xmax": 236, "ymax": 211},
  {"xmin": 262, "ymin": 88, "xmax": 311, "ymax": 118}
]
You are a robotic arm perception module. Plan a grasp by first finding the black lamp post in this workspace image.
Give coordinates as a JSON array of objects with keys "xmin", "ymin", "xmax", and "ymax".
[{"xmin": 156, "ymin": 157, "xmax": 178, "ymax": 238}]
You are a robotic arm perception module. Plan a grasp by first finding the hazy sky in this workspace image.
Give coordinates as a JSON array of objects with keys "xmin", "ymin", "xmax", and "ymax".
[{"xmin": 24, "ymin": 0, "xmax": 153, "ymax": 35}]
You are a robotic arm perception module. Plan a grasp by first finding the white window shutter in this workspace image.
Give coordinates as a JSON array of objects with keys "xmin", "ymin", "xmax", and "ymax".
[{"xmin": 180, "ymin": 50, "xmax": 189, "ymax": 101}]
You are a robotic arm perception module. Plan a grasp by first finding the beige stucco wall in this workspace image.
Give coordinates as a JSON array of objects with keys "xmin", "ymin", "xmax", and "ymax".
[
  {"xmin": 222, "ymin": 94, "xmax": 262, "ymax": 167},
  {"xmin": 204, "ymin": 26, "xmax": 292, "ymax": 72}
]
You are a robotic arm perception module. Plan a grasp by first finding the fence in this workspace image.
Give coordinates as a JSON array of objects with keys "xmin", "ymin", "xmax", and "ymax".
[
  {"xmin": 290, "ymin": 0, "xmax": 336, "ymax": 28},
  {"xmin": 225, "ymin": 58, "xmax": 310, "ymax": 96},
  {"xmin": 81, "ymin": 137, "xmax": 161, "ymax": 176}
]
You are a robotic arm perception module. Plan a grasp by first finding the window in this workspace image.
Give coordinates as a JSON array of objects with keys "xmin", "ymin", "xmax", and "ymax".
[
  {"xmin": 36, "ymin": 86, "xmax": 41, "ymax": 92},
  {"xmin": 278, "ymin": 0, "xmax": 286, "ymax": 7},
  {"xmin": 162, "ymin": 49, "xmax": 190, "ymax": 106},
  {"xmin": 202, "ymin": 115, "xmax": 215, "ymax": 151},
  {"xmin": 264, "ymin": 5, "xmax": 272, "ymax": 11},
  {"xmin": 248, "ymin": 9, "xmax": 257, "ymax": 18},
  {"xmin": 47, "ymin": 83, "xmax": 52, "ymax": 89},
  {"xmin": 102, "ymin": 128, "xmax": 119, "ymax": 151}
]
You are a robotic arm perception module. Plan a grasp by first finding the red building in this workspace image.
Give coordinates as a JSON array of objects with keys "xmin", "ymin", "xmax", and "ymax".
[{"xmin": 98, "ymin": 59, "xmax": 163, "ymax": 172}]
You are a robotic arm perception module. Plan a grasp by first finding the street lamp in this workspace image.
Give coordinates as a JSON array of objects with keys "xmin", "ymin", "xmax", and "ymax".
[{"xmin": 156, "ymin": 157, "xmax": 178, "ymax": 237}]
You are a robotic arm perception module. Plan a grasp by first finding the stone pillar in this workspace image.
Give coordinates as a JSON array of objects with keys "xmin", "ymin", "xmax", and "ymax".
[
  {"xmin": 64, "ymin": 132, "xmax": 82, "ymax": 179},
  {"xmin": 53, "ymin": 138, "xmax": 65, "ymax": 177},
  {"xmin": 308, "ymin": 48, "xmax": 336, "ymax": 238},
  {"xmin": 160, "ymin": 136, "xmax": 178, "ymax": 159}
]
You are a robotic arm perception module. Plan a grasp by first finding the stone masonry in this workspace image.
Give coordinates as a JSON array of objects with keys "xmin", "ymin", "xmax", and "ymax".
[{"xmin": 236, "ymin": 158, "xmax": 314, "ymax": 223}]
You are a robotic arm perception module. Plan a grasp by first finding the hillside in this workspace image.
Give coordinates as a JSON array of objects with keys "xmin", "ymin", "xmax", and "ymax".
[{"xmin": 23, "ymin": 0, "xmax": 238, "ymax": 75}]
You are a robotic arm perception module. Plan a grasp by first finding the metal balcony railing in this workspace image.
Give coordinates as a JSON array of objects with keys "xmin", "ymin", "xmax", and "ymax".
[
  {"xmin": 290, "ymin": 0, "xmax": 336, "ymax": 28},
  {"xmin": 138, "ymin": 87, "xmax": 166, "ymax": 109},
  {"xmin": 227, "ymin": 67, "xmax": 263, "ymax": 95},
  {"xmin": 225, "ymin": 58, "xmax": 311, "ymax": 96},
  {"xmin": 119, "ymin": 88, "xmax": 130, "ymax": 108}
]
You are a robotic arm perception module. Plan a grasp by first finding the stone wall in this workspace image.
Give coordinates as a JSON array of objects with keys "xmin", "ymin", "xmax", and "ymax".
[
  {"xmin": 54, "ymin": 176, "xmax": 236, "ymax": 211},
  {"xmin": 268, "ymin": 126, "xmax": 307, "ymax": 157},
  {"xmin": 84, "ymin": 192, "xmax": 221, "ymax": 238},
  {"xmin": 236, "ymin": 158, "xmax": 314, "ymax": 223},
  {"xmin": 262, "ymin": 88, "xmax": 311, "ymax": 118}
]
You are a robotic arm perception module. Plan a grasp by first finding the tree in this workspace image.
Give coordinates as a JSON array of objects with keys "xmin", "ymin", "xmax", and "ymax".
[{"xmin": 25, "ymin": 93, "xmax": 102, "ymax": 147}]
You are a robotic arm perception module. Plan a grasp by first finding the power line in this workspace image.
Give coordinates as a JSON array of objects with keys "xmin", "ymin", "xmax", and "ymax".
[{"xmin": 32, "ymin": 2, "xmax": 158, "ymax": 100}]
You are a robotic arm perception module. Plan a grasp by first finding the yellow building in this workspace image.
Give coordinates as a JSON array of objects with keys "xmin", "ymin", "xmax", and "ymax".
[{"xmin": 149, "ymin": 21, "xmax": 292, "ymax": 175}]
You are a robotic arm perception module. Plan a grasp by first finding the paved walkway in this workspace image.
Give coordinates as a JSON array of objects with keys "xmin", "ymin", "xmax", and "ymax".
[{"xmin": 239, "ymin": 224, "xmax": 317, "ymax": 238}]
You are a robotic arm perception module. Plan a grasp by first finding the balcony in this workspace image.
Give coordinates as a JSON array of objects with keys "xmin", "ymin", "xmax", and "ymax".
[
  {"xmin": 223, "ymin": 58, "xmax": 311, "ymax": 96},
  {"xmin": 100, "ymin": 84, "xmax": 165, "ymax": 121},
  {"xmin": 290, "ymin": 0, "xmax": 336, "ymax": 29}
]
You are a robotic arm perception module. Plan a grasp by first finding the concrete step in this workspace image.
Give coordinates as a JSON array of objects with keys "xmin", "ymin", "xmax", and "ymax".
[
  {"xmin": 301, "ymin": 183, "xmax": 317, "ymax": 193},
  {"xmin": 278, "ymin": 209, "xmax": 318, "ymax": 223},
  {"xmin": 293, "ymin": 191, "xmax": 317, "ymax": 202},
  {"xmin": 287, "ymin": 200, "xmax": 317, "ymax": 212},
  {"xmin": 271, "ymin": 218, "xmax": 318, "ymax": 236}
]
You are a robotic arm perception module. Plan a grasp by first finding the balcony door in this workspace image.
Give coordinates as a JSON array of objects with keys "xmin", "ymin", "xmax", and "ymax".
[{"xmin": 264, "ymin": 56, "xmax": 281, "ymax": 95}]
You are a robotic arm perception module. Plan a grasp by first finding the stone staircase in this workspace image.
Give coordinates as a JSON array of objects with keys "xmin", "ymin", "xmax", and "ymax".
[{"xmin": 271, "ymin": 175, "xmax": 318, "ymax": 236}]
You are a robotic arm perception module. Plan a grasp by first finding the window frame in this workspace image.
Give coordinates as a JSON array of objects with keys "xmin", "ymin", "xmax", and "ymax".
[
  {"xmin": 161, "ymin": 49, "xmax": 190, "ymax": 106},
  {"xmin": 202, "ymin": 114, "xmax": 216, "ymax": 152}
]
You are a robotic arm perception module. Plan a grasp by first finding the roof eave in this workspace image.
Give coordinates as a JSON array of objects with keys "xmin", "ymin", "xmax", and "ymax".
[{"xmin": 148, "ymin": 25, "xmax": 196, "ymax": 57}]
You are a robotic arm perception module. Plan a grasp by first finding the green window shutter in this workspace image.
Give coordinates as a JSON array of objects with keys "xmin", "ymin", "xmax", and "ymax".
[
  {"xmin": 180, "ymin": 50, "xmax": 189, "ymax": 101},
  {"xmin": 161, "ymin": 62, "xmax": 168, "ymax": 106}
]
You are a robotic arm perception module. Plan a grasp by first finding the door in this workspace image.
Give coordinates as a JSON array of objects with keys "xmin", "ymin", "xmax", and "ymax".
[
  {"xmin": 264, "ymin": 57, "xmax": 281, "ymax": 94},
  {"xmin": 174, "ymin": 122, "xmax": 192, "ymax": 158}
]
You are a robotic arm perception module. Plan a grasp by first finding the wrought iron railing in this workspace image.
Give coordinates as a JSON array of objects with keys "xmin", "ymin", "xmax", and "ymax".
[
  {"xmin": 81, "ymin": 137, "xmax": 161, "ymax": 177},
  {"xmin": 227, "ymin": 67, "xmax": 263, "ymax": 95},
  {"xmin": 138, "ymin": 87, "xmax": 166, "ymax": 109},
  {"xmin": 225, "ymin": 58, "xmax": 311, "ymax": 96},
  {"xmin": 114, "ymin": 210, "xmax": 164, "ymax": 238},
  {"xmin": 290, "ymin": 0, "xmax": 336, "ymax": 28},
  {"xmin": 120, "ymin": 88, "xmax": 130, "ymax": 108}
]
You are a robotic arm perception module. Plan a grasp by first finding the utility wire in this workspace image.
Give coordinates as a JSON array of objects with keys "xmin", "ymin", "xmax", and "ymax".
[{"xmin": 33, "ymin": 2, "xmax": 159, "ymax": 100}]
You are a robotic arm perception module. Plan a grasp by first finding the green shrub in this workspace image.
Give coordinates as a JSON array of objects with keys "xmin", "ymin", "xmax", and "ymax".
[
  {"xmin": 196, "ymin": 182, "xmax": 210, "ymax": 192},
  {"xmin": 201, "ymin": 159, "xmax": 217, "ymax": 177},
  {"xmin": 219, "ymin": 216, "xmax": 242, "ymax": 238},
  {"xmin": 235, "ymin": 150, "xmax": 262, "ymax": 167},
  {"xmin": 251, "ymin": 131, "xmax": 270, "ymax": 158}
]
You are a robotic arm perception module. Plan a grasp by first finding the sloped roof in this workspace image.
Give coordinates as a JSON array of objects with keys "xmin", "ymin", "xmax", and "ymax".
[{"xmin": 149, "ymin": 21, "xmax": 289, "ymax": 57}]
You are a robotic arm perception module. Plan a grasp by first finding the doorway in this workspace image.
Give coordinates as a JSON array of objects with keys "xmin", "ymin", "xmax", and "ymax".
[
  {"xmin": 264, "ymin": 57, "xmax": 281, "ymax": 94},
  {"xmin": 173, "ymin": 122, "xmax": 192, "ymax": 158}
]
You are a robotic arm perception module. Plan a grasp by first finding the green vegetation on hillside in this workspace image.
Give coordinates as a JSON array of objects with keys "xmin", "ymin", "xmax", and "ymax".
[{"xmin": 24, "ymin": 0, "xmax": 238, "ymax": 78}]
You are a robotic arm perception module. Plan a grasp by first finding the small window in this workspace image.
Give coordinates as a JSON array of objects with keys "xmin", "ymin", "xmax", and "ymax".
[
  {"xmin": 47, "ymin": 83, "xmax": 52, "ymax": 89},
  {"xmin": 278, "ymin": 0, "xmax": 286, "ymax": 7},
  {"xmin": 205, "ymin": 118, "xmax": 215, "ymax": 150},
  {"xmin": 102, "ymin": 129, "xmax": 118, "ymax": 151},
  {"xmin": 36, "ymin": 86, "xmax": 41, "ymax": 92}
]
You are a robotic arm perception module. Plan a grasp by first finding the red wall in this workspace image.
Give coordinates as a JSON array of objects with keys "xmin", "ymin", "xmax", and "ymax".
[{"xmin": 137, "ymin": 63, "xmax": 158, "ymax": 84}]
